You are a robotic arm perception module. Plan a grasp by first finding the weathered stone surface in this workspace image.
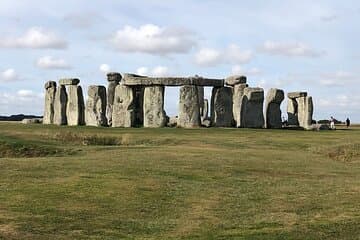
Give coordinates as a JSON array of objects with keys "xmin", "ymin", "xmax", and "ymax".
[
  {"xmin": 197, "ymin": 86, "xmax": 204, "ymax": 117},
  {"xmin": 201, "ymin": 119, "xmax": 211, "ymax": 128},
  {"xmin": 107, "ymin": 72, "xmax": 122, "ymax": 82},
  {"xmin": 167, "ymin": 116, "xmax": 178, "ymax": 127},
  {"xmin": 202, "ymin": 99, "xmax": 209, "ymax": 121},
  {"xmin": 106, "ymin": 81, "xmax": 120, "ymax": 126},
  {"xmin": 265, "ymin": 88, "xmax": 284, "ymax": 129},
  {"xmin": 22, "ymin": 118, "xmax": 42, "ymax": 124},
  {"xmin": 232, "ymin": 83, "xmax": 248, "ymax": 127},
  {"xmin": 210, "ymin": 87, "xmax": 233, "ymax": 127},
  {"xmin": 241, "ymin": 87, "xmax": 264, "ymax": 128},
  {"xmin": 225, "ymin": 75, "xmax": 247, "ymax": 86},
  {"xmin": 178, "ymin": 85, "xmax": 201, "ymax": 128},
  {"xmin": 288, "ymin": 92, "xmax": 307, "ymax": 99},
  {"xmin": 297, "ymin": 96, "xmax": 313, "ymax": 129},
  {"xmin": 59, "ymin": 78, "xmax": 80, "ymax": 85},
  {"xmin": 123, "ymin": 73, "xmax": 224, "ymax": 86},
  {"xmin": 85, "ymin": 85, "xmax": 107, "ymax": 127},
  {"xmin": 53, "ymin": 85, "xmax": 68, "ymax": 125},
  {"xmin": 143, "ymin": 86, "xmax": 167, "ymax": 128},
  {"xmin": 287, "ymin": 98, "xmax": 298, "ymax": 125},
  {"xmin": 66, "ymin": 85, "xmax": 85, "ymax": 126},
  {"xmin": 112, "ymin": 85, "xmax": 135, "ymax": 127},
  {"xmin": 43, "ymin": 81, "xmax": 57, "ymax": 124}
]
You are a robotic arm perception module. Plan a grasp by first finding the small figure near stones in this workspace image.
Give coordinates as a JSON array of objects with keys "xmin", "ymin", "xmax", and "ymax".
[
  {"xmin": 330, "ymin": 116, "xmax": 336, "ymax": 130},
  {"xmin": 346, "ymin": 117, "xmax": 350, "ymax": 128}
]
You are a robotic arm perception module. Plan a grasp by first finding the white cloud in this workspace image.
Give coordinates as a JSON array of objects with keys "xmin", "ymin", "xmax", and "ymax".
[
  {"xmin": 99, "ymin": 64, "xmax": 111, "ymax": 74},
  {"xmin": 319, "ymin": 70, "xmax": 358, "ymax": 86},
  {"xmin": 231, "ymin": 65, "xmax": 262, "ymax": 76},
  {"xmin": 195, "ymin": 44, "xmax": 253, "ymax": 67},
  {"xmin": 0, "ymin": 27, "xmax": 67, "ymax": 49},
  {"xmin": 0, "ymin": 68, "xmax": 18, "ymax": 82},
  {"xmin": 260, "ymin": 41, "xmax": 325, "ymax": 57},
  {"xmin": 136, "ymin": 66, "xmax": 169, "ymax": 77},
  {"xmin": 36, "ymin": 56, "xmax": 71, "ymax": 69},
  {"xmin": 110, "ymin": 24, "xmax": 197, "ymax": 55}
]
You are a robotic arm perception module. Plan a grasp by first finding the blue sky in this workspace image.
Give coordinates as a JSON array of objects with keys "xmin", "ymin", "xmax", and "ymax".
[{"xmin": 0, "ymin": 0, "xmax": 359, "ymax": 122}]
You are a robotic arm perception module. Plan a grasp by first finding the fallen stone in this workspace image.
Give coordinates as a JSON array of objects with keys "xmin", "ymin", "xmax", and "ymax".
[
  {"xmin": 66, "ymin": 85, "xmax": 85, "ymax": 126},
  {"xmin": 265, "ymin": 88, "xmax": 284, "ymax": 129},
  {"xmin": 85, "ymin": 85, "xmax": 107, "ymax": 127},
  {"xmin": 288, "ymin": 92, "xmax": 307, "ymax": 99},
  {"xmin": 112, "ymin": 85, "xmax": 135, "ymax": 127},
  {"xmin": 310, "ymin": 123, "xmax": 330, "ymax": 131},
  {"xmin": 53, "ymin": 85, "xmax": 68, "ymax": 125},
  {"xmin": 241, "ymin": 87, "xmax": 264, "ymax": 128},
  {"xmin": 59, "ymin": 78, "xmax": 80, "ymax": 85},
  {"xmin": 232, "ymin": 83, "xmax": 248, "ymax": 127},
  {"xmin": 225, "ymin": 75, "xmax": 247, "ymax": 86},
  {"xmin": 123, "ymin": 73, "xmax": 224, "ymax": 86},
  {"xmin": 22, "ymin": 118, "xmax": 42, "ymax": 124},
  {"xmin": 43, "ymin": 81, "xmax": 57, "ymax": 124},
  {"xmin": 178, "ymin": 85, "xmax": 201, "ymax": 128},
  {"xmin": 143, "ymin": 86, "xmax": 167, "ymax": 127},
  {"xmin": 211, "ymin": 87, "xmax": 233, "ymax": 127}
]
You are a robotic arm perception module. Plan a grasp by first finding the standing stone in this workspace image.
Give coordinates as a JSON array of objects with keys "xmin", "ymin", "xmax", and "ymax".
[
  {"xmin": 85, "ymin": 85, "xmax": 107, "ymax": 127},
  {"xmin": 210, "ymin": 87, "xmax": 233, "ymax": 127},
  {"xmin": 106, "ymin": 72, "xmax": 122, "ymax": 126},
  {"xmin": 66, "ymin": 85, "xmax": 85, "ymax": 126},
  {"xmin": 112, "ymin": 85, "xmax": 135, "ymax": 127},
  {"xmin": 297, "ymin": 96, "xmax": 313, "ymax": 129},
  {"xmin": 287, "ymin": 98, "xmax": 298, "ymax": 125},
  {"xmin": 178, "ymin": 85, "xmax": 201, "ymax": 128},
  {"xmin": 133, "ymin": 86, "xmax": 144, "ymax": 126},
  {"xmin": 265, "ymin": 88, "xmax": 284, "ymax": 129},
  {"xmin": 43, "ymin": 81, "xmax": 57, "ymax": 124},
  {"xmin": 242, "ymin": 87, "xmax": 264, "ymax": 128},
  {"xmin": 143, "ymin": 86, "xmax": 166, "ymax": 128},
  {"xmin": 197, "ymin": 86, "xmax": 204, "ymax": 117},
  {"xmin": 232, "ymin": 83, "xmax": 248, "ymax": 127},
  {"xmin": 53, "ymin": 85, "xmax": 67, "ymax": 125},
  {"xmin": 202, "ymin": 99, "xmax": 209, "ymax": 121}
]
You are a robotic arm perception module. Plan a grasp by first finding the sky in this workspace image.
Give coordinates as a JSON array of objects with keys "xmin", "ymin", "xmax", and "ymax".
[{"xmin": 0, "ymin": 0, "xmax": 359, "ymax": 122}]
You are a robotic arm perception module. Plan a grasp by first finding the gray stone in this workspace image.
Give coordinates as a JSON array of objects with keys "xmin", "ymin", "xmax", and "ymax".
[
  {"xmin": 201, "ymin": 119, "xmax": 211, "ymax": 128},
  {"xmin": 107, "ymin": 72, "xmax": 122, "ymax": 82},
  {"xmin": 123, "ymin": 73, "xmax": 224, "ymax": 86},
  {"xmin": 241, "ymin": 87, "xmax": 264, "ymax": 128},
  {"xmin": 167, "ymin": 116, "xmax": 178, "ymax": 127},
  {"xmin": 112, "ymin": 85, "xmax": 135, "ymax": 127},
  {"xmin": 265, "ymin": 88, "xmax": 284, "ymax": 129},
  {"xmin": 43, "ymin": 81, "xmax": 57, "ymax": 124},
  {"xmin": 287, "ymin": 98, "xmax": 298, "ymax": 125},
  {"xmin": 197, "ymin": 86, "xmax": 204, "ymax": 117},
  {"xmin": 232, "ymin": 83, "xmax": 248, "ymax": 127},
  {"xmin": 143, "ymin": 86, "xmax": 167, "ymax": 127},
  {"xmin": 178, "ymin": 85, "xmax": 201, "ymax": 128},
  {"xmin": 225, "ymin": 75, "xmax": 247, "ymax": 86},
  {"xmin": 22, "ymin": 118, "xmax": 42, "ymax": 124},
  {"xmin": 310, "ymin": 123, "xmax": 330, "ymax": 131},
  {"xmin": 297, "ymin": 96, "xmax": 313, "ymax": 129},
  {"xmin": 202, "ymin": 99, "xmax": 209, "ymax": 121},
  {"xmin": 106, "ymin": 81, "xmax": 120, "ymax": 126},
  {"xmin": 85, "ymin": 85, "xmax": 107, "ymax": 127},
  {"xmin": 59, "ymin": 78, "xmax": 80, "ymax": 85},
  {"xmin": 53, "ymin": 85, "xmax": 68, "ymax": 125},
  {"xmin": 66, "ymin": 85, "xmax": 85, "ymax": 126},
  {"xmin": 288, "ymin": 92, "xmax": 307, "ymax": 99},
  {"xmin": 133, "ymin": 86, "xmax": 145, "ymax": 126},
  {"xmin": 210, "ymin": 87, "xmax": 233, "ymax": 127}
]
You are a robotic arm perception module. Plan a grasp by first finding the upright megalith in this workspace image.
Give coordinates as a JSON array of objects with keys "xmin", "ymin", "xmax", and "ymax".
[
  {"xmin": 85, "ymin": 85, "xmax": 107, "ymax": 127},
  {"xmin": 106, "ymin": 72, "xmax": 121, "ymax": 126},
  {"xmin": 133, "ymin": 86, "xmax": 144, "ymax": 126},
  {"xmin": 265, "ymin": 88, "xmax": 284, "ymax": 129},
  {"xmin": 112, "ymin": 85, "xmax": 135, "ymax": 127},
  {"xmin": 143, "ymin": 86, "xmax": 166, "ymax": 128},
  {"xmin": 202, "ymin": 99, "xmax": 209, "ymax": 121},
  {"xmin": 287, "ymin": 92, "xmax": 313, "ymax": 129},
  {"xmin": 210, "ymin": 87, "xmax": 233, "ymax": 127},
  {"xmin": 66, "ymin": 84, "xmax": 85, "ymax": 126},
  {"xmin": 241, "ymin": 87, "xmax": 264, "ymax": 128},
  {"xmin": 43, "ymin": 81, "xmax": 57, "ymax": 124},
  {"xmin": 227, "ymin": 75, "xmax": 248, "ymax": 128},
  {"xmin": 53, "ymin": 85, "xmax": 67, "ymax": 125},
  {"xmin": 178, "ymin": 85, "xmax": 201, "ymax": 128}
]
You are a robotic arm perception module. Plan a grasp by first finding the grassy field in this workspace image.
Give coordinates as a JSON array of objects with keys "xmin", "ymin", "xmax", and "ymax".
[{"xmin": 0, "ymin": 122, "xmax": 359, "ymax": 240}]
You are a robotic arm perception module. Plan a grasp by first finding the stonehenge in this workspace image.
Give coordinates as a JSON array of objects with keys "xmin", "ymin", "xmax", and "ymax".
[
  {"xmin": 265, "ymin": 88, "xmax": 284, "ymax": 129},
  {"xmin": 85, "ymin": 85, "xmax": 107, "ymax": 127},
  {"xmin": 44, "ymin": 72, "xmax": 315, "ymax": 130}
]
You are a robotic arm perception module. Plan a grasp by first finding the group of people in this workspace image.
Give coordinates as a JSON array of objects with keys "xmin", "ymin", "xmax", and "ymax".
[{"xmin": 329, "ymin": 117, "xmax": 351, "ymax": 130}]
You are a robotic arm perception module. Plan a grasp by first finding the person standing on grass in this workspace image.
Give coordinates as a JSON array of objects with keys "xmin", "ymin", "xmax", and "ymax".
[
  {"xmin": 330, "ymin": 116, "xmax": 336, "ymax": 130},
  {"xmin": 346, "ymin": 118, "xmax": 350, "ymax": 128}
]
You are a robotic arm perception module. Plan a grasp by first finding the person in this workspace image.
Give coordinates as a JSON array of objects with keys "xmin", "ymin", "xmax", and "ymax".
[
  {"xmin": 346, "ymin": 118, "xmax": 350, "ymax": 128},
  {"xmin": 330, "ymin": 116, "xmax": 335, "ymax": 130}
]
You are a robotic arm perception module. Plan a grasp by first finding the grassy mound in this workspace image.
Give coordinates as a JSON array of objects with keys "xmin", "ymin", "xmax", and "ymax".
[{"xmin": 0, "ymin": 140, "xmax": 62, "ymax": 158}]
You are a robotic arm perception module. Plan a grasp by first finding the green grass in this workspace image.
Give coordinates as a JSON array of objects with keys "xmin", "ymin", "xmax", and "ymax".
[{"xmin": 0, "ymin": 122, "xmax": 359, "ymax": 239}]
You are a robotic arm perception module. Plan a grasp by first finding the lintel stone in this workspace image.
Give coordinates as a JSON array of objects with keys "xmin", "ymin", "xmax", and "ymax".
[
  {"xmin": 288, "ymin": 92, "xmax": 307, "ymax": 99},
  {"xmin": 59, "ymin": 78, "xmax": 80, "ymax": 85}
]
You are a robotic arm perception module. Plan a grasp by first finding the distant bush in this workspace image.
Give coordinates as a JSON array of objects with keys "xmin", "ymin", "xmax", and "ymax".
[{"xmin": 318, "ymin": 119, "xmax": 343, "ymax": 124}]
